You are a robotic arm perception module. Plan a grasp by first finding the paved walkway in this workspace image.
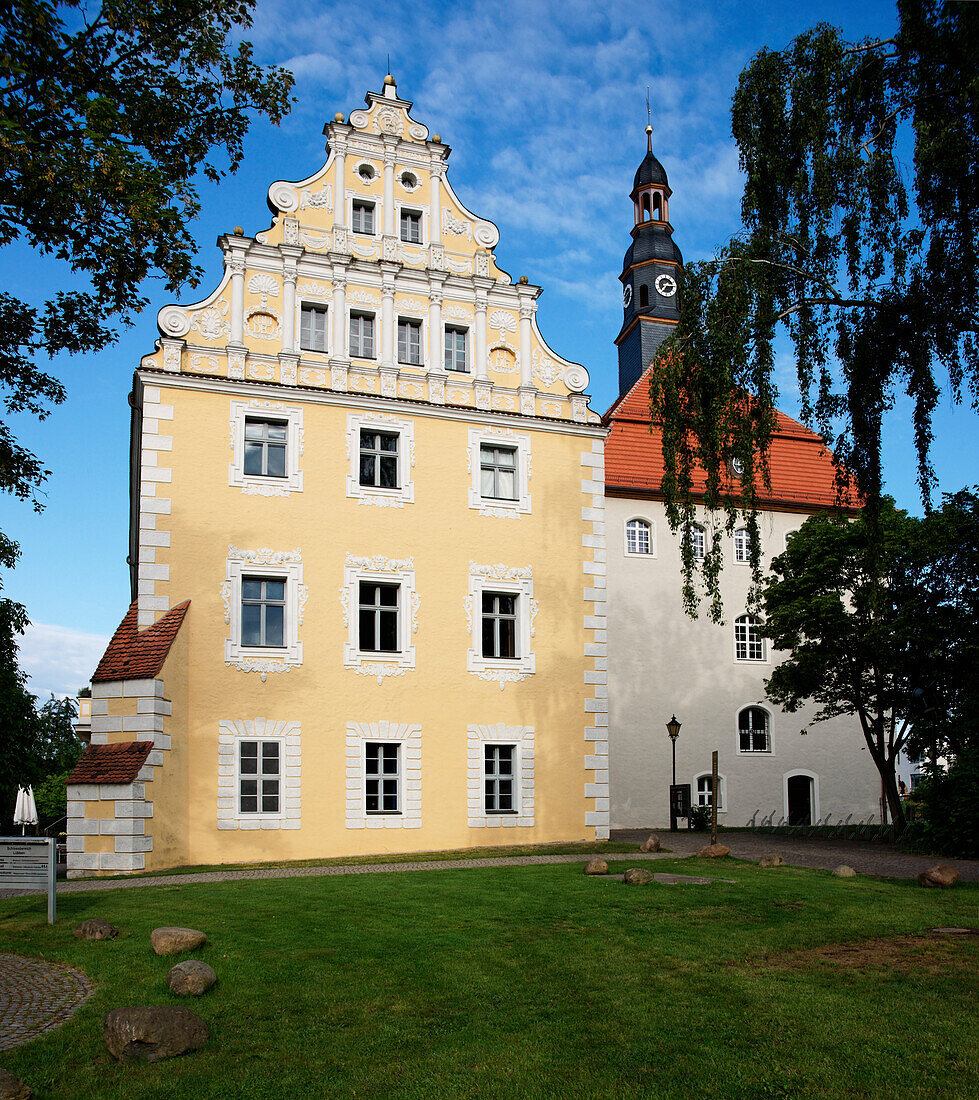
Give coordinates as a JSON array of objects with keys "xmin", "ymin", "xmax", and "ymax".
[{"xmin": 0, "ymin": 952, "xmax": 92, "ymax": 1052}]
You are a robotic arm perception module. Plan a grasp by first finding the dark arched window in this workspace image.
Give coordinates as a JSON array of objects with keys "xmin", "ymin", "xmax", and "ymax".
[
  {"xmin": 639, "ymin": 284, "xmax": 649, "ymax": 307},
  {"xmin": 653, "ymin": 194, "xmax": 662, "ymax": 220},
  {"xmin": 738, "ymin": 707, "xmax": 771, "ymax": 752},
  {"xmin": 640, "ymin": 194, "xmax": 651, "ymax": 221}
]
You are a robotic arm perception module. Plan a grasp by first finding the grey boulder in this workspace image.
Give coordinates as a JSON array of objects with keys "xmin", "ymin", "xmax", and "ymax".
[
  {"xmin": 104, "ymin": 1006, "xmax": 209, "ymax": 1063},
  {"xmin": 150, "ymin": 927, "xmax": 207, "ymax": 956},
  {"xmin": 167, "ymin": 960, "xmax": 217, "ymax": 996},
  {"xmin": 73, "ymin": 918, "xmax": 119, "ymax": 941}
]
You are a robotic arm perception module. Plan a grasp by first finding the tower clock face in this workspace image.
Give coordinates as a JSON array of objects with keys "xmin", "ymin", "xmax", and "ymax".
[
  {"xmin": 655, "ymin": 273, "xmax": 678, "ymax": 297},
  {"xmin": 622, "ymin": 284, "xmax": 632, "ymax": 307}
]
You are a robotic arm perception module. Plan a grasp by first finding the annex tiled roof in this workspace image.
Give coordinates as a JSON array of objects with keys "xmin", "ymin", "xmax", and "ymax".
[
  {"xmin": 67, "ymin": 741, "xmax": 152, "ymax": 785},
  {"xmin": 92, "ymin": 600, "xmax": 190, "ymax": 683},
  {"xmin": 603, "ymin": 365, "xmax": 853, "ymax": 510}
]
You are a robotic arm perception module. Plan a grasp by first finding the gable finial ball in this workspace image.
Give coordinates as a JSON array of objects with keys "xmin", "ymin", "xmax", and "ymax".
[
  {"xmin": 518, "ymin": 275, "xmax": 529, "ymax": 284},
  {"xmin": 645, "ymin": 124, "xmax": 653, "ymax": 135},
  {"xmin": 384, "ymin": 73, "xmax": 396, "ymax": 85},
  {"xmin": 432, "ymin": 134, "xmax": 441, "ymax": 143},
  {"xmin": 335, "ymin": 112, "xmax": 345, "ymax": 123},
  {"xmin": 234, "ymin": 226, "xmax": 244, "ymax": 236}
]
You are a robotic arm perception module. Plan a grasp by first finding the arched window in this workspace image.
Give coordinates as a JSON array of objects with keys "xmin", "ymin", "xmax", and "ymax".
[
  {"xmin": 738, "ymin": 707, "xmax": 771, "ymax": 752},
  {"xmin": 641, "ymin": 194, "xmax": 651, "ymax": 221},
  {"xmin": 653, "ymin": 194, "xmax": 662, "ymax": 220},
  {"xmin": 734, "ymin": 615, "xmax": 765, "ymax": 661},
  {"xmin": 695, "ymin": 773, "xmax": 725, "ymax": 811},
  {"xmin": 639, "ymin": 284, "xmax": 649, "ymax": 307},
  {"xmin": 685, "ymin": 523, "xmax": 706, "ymax": 561},
  {"xmin": 733, "ymin": 527, "xmax": 750, "ymax": 563},
  {"xmin": 625, "ymin": 518, "xmax": 652, "ymax": 556}
]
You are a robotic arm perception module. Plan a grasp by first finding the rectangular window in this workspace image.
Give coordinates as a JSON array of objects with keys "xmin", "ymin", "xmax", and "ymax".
[
  {"xmin": 352, "ymin": 200, "xmax": 375, "ymax": 234},
  {"xmin": 299, "ymin": 304, "xmax": 328, "ymax": 352},
  {"xmin": 359, "ymin": 582, "xmax": 400, "ymax": 653},
  {"xmin": 480, "ymin": 445, "xmax": 517, "ymax": 500},
  {"xmin": 350, "ymin": 312, "xmax": 375, "ymax": 358},
  {"xmin": 484, "ymin": 744, "xmax": 516, "ymax": 813},
  {"xmin": 445, "ymin": 326, "xmax": 468, "ymax": 372},
  {"xmin": 243, "ymin": 419, "xmax": 287, "ymax": 478},
  {"xmin": 400, "ymin": 209, "xmax": 421, "ymax": 243},
  {"xmin": 239, "ymin": 740, "xmax": 280, "ymax": 814},
  {"xmin": 365, "ymin": 743, "xmax": 400, "ymax": 813},
  {"xmin": 397, "ymin": 318, "xmax": 422, "ymax": 365},
  {"xmin": 482, "ymin": 592, "xmax": 517, "ymax": 659},
  {"xmin": 241, "ymin": 577, "xmax": 285, "ymax": 648},
  {"xmin": 359, "ymin": 430, "xmax": 399, "ymax": 489}
]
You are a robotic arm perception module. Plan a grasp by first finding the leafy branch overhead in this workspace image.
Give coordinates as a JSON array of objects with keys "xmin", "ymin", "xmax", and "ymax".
[
  {"xmin": 651, "ymin": 0, "xmax": 979, "ymax": 614},
  {"xmin": 0, "ymin": 0, "xmax": 294, "ymax": 515}
]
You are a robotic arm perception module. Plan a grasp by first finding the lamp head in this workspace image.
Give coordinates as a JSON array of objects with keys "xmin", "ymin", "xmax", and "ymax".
[{"xmin": 666, "ymin": 714, "xmax": 681, "ymax": 742}]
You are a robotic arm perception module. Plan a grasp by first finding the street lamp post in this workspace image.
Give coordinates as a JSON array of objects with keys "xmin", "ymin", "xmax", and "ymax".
[{"xmin": 666, "ymin": 714, "xmax": 681, "ymax": 832}]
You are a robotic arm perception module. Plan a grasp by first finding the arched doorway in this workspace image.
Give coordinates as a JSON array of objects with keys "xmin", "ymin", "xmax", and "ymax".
[{"xmin": 786, "ymin": 774, "xmax": 814, "ymax": 826}]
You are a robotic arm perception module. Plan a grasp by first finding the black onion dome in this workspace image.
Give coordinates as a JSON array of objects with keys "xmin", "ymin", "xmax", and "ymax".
[
  {"xmin": 633, "ymin": 149, "xmax": 669, "ymax": 189},
  {"xmin": 622, "ymin": 235, "xmax": 683, "ymax": 271}
]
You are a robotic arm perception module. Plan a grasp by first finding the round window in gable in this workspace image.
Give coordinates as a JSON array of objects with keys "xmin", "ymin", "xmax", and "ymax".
[
  {"xmin": 357, "ymin": 162, "xmax": 377, "ymax": 184},
  {"xmin": 399, "ymin": 170, "xmax": 420, "ymax": 192}
]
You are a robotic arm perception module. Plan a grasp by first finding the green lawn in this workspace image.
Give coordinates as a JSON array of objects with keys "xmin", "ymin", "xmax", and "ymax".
[{"xmin": 2, "ymin": 858, "xmax": 977, "ymax": 1099}]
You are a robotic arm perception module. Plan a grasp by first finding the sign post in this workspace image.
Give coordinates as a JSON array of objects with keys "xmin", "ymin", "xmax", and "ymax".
[
  {"xmin": 0, "ymin": 837, "xmax": 56, "ymax": 923},
  {"xmin": 710, "ymin": 751, "xmax": 719, "ymax": 847}
]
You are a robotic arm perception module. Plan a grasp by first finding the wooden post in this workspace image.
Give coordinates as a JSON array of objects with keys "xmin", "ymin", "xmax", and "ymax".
[{"xmin": 711, "ymin": 751, "xmax": 718, "ymax": 846}]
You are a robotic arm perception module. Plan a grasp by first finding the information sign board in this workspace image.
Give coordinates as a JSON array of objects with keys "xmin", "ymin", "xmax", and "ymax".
[{"xmin": 0, "ymin": 837, "xmax": 56, "ymax": 923}]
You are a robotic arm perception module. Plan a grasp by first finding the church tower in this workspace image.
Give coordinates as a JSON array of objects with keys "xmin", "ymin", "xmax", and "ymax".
[{"xmin": 615, "ymin": 125, "xmax": 683, "ymax": 397}]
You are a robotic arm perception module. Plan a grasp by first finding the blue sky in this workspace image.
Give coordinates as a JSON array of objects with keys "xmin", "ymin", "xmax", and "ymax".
[{"xmin": 2, "ymin": 0, "xmax": 975, "ymax": 697}]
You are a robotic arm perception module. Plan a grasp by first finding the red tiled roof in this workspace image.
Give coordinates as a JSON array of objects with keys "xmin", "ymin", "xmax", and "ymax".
[
  {"xmin": 603, "ymin": 365, "xmax": 854, "ymax": 510},
  {"xmin": 92, "ymin": 600, "xmax": 190, "ymax": 683},
  {"xmin": 67, "ymin": 741, "xmax": 153, "ymax": 785}
]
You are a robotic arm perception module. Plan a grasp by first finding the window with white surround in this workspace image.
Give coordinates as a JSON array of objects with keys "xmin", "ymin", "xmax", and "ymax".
[
  {"xmin": 734, "ymin": 527, "xmax": 751, "ymax": 563},
  {"xmin": 229, "ymin": 400, "xmax": 303, "ymax": 496},
  {"xmin": 466, "ymin": 564, "xmax": 536, "ymax": 684},
  {"xmin": 349, "ymin": 311, "xmax": 375, "ymax": 359},
  {"xmin": 223, "ymin": 548, "xmax": 305, "ymax": 673},
  {"xmin": 467, "ymin": 428, "xmax": 531, "ymax": 517},
  {"xmin": 365, "ymin": 742, "xmax": 400, "ymax": 813},
  {"xmin": 625, "ymin": 517, "xmax": 654, "ymax": 556},
  {"xmin": 351, "ymin": 200, "xmax": 375, "ymax": 235},
  {"xmin": 342, "ymin": 555, "xmax": 417, "ymax": 677},
  {"xmin": 484, "ymin": 744, "xmax": 517, "ymax": 813},
  {"xmin": 400, "ymin": 208, "xmax": 422, "ymax": 243},
  {"xmin": 738, "ymin": 706, "xmax": 771, "ymax": 752},
  {"xmin": 346, "ymin": 413, "xmax": 415, "ymax": 507},
  {"xmin": 299, "ymin": 303, "xmax": 328, "ymax": 352},
  {"xmin": 467, "ymin": 723, "xmax": 535, "ymax": 828},
  {"xmin": 735, "ymin": 615, "xmax": 766, "ymax": 662},
  {"xmin": 444, "ymin": 326, "xmax": 468, "ymax": 372},
  {"xmin": 238, "ymin": 739, "xmax": 280, "ymax": 815},
  {"xmin": 397, "ymin": 317, "xmax": 423, "ymax": 365},
  {"xmin": 344, "ymin": 722, "xmax": 422, "ymax": 830},
  {"xmin": 686, "ymin": 523, "xmax": 706, "ymax": 560},
  {"xmin": 695, "ymin": 773, "xmax": 726, "ymax": 812},
  {"xmin": 217, "ymin": 718, "xmax": 301, "ymax": 831}
]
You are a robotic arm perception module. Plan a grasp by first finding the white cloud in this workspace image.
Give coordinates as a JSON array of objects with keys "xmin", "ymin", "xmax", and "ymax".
[{"xmin": 19, "ymin": 623, "xmax": 109, "ymax": 701}]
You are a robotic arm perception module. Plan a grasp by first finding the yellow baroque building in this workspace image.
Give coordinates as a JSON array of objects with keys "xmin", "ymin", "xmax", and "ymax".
[{"xmin": 66, "ymin": 77, "xmax": 609, "ymax": 875}]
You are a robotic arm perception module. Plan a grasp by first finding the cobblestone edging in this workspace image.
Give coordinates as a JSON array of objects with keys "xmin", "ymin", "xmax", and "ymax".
[{"xmin": 0, "ymin": 952, "xmax": 93, "ymax": 1051}]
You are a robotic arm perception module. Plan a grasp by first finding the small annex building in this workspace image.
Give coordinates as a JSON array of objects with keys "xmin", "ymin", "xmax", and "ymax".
[{"xmin": 66, "ymin": 76, "xmax": 610, "ymax": 876}]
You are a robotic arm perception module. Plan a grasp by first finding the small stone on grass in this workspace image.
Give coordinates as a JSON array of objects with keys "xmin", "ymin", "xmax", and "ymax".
[
  {"xmin": 758, "ymin": 854, "xmax": 785, "ymax": 868},
  {"xmin": 73, "ymin": 918, "xmax": 118, "ymax": 940},
  {"xmin": 832, "ymin": 865, "xmax": 857, "ymax": 878},
  {"xmin": 167, "ymin": 960, "xmax": 217, "ymax": 996},
  {"xmin": 104, "ymin": 1006, "xmax": 209, "ymax": 1063},
  {"xmin": 150, "ymin": 927, "xmax": 207, "ymax": 956},
  {"xmin": 639, "ymin": 834, "xmax": 661, "ymax": 853},
  {"xmin": 0, "ymin": 1068, "xmax": 33, "ymax": 1099},
  {"xmin": 918, "ymin": 864, "xmax": 959, "ymax": 888},
  {"xmin": 623, "ymin": 867, "xmax": 655, "ymax": 885},
  {"xmin": 584, "ymin": 857, "xmax": 608, "ymax": 875},
  {"xmin": 697, "ymin": 843, "xmax": 730, "ymax": 859}
]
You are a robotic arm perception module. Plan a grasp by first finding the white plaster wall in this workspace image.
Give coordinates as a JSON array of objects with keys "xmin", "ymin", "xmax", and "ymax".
[{"xmin": 606, "ymin": 497, "xmax": 881, "ymax": 828}]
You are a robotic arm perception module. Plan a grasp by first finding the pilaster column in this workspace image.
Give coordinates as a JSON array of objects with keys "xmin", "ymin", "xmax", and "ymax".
[
  {"xmin": 281, "ymin": 259, "xmax": 298, "ymax": 354},
  {"xmin": 430, "ymin": 159, "xmax": 444, "ymax": 245},
  {"xmin": 333, "ymin": 137, "xmax": 348, "ymax": 228},
  {"xmin": 518, "ymin": 302, "xmax": 534, "ymax": 388},
  {"xmin": 428, "ymin": 276, "xmax": 445, "ymax": 371},
  {"xmin": 474, "ymin": 286, "xmax": 489, "ymax": 381},
  {"xmin": 229, "ymin": 254, "xmax": 246, "ymax": 344},
  {"xmin": 381, "ymin": 265, "xmax": 397, "ymax": 370},
  {"xmin": 332, "ymin": 265, "xmax": 348, "ymax": 359},
  {"xmin": 382, "ymin": 139, "xmax": 397, "ymax": 238}
]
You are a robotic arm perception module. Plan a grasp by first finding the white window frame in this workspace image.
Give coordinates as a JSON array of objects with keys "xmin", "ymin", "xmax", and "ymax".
[
  {"xmin": 395, "ymin": 201, "xmax": 428, "ymax": 247},
  {"xmin": 298, "ymin": 301, "xmax": 330, "ymax": 355},
  {"xmin": 345, "ymin": 412, "xmax": 415, "ymax": 507},
  {"xmin": 624, "ymin": 516, "xmax": 655, "ymax": 557},
  {"xmin": 217, "ymin": 718, "xmax": 301, "ymax": 831},
  {"xmin": 345, "ymin": 722, "xmax": 422, "ymax": 830},
  {"xmin": 783, "ymin": 770, "xmax": 820, "ymax": 824},
  {"xmin": 694, "ymin": 772, "xmax": 727, "ymax": 813},
  {"xmin": 737, "ymin": 705, "xmax": 772, "ymax": 754},
  {"xmin": 466, "ymin": 564, "xmax": 536, "ymax": 684},
  {"xmin": 467, "ymin": 724, "xmax": 535, "ymax": 828},
  {"xmin": 223, "ymin": 549, "xmax": 305, "ymax": 673},
  {"xmin": 341, "ymin": 555, "xmax": 417, "ymax": 678},
  {"xmin": 229, "ymin": 399, "xmax": 304, "ymax": 497},
  {"xmin": 467, "ymin": 427, "xmax": 531, "ymax": 518},
  {"xmin": 444, "ymin": 324, "xmax": 470, "ymax": 372},
  {"xmin": 236, "ymin": 737, "xmax": 283, "ymax": 818},
  {"xmin": 734, "ymin": 614, "xmax": 767, "ymax": 663},
  {"xmin": 483, "ymin": 742, "xmax": 519, "ymax": 815},
  {"xmin": 686, "ymin": 523, "xmax": 706, "ymax": 561},
  {"xmin": 733, "ymin": 527, "xmax": 751, "ymax": 564},
  {"xmin": 364, "ymin": 741, "xmax": 401, "ymax": 815},
  {"xmin": 397, "ymin": 314, "xmax": 425, "ymax": 367},
  {"xmin": 350, "ymin": 197, "xmax": 378, "ymax": 236},
  {"xmin": 348, "ymin": 310, "xmax": 377, "ymax": 360}
]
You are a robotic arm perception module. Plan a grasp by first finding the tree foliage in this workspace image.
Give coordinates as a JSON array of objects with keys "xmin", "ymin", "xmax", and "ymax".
[
  {"xmin": 651, "ymin": 0, "xmax": 979, "ymax": 614},
  {"xmin": 0, "ymin": 0, "xmax": 294, "ymax": 516},
  {"xmin": 762, "ymin": 492, "xmax": 979, "ymax": 830}
]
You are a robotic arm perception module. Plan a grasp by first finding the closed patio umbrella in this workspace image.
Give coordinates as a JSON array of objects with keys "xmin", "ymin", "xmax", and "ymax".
[{"xmin": 14, "ymin": 785, "xmax": 38, "ymax": 835}]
